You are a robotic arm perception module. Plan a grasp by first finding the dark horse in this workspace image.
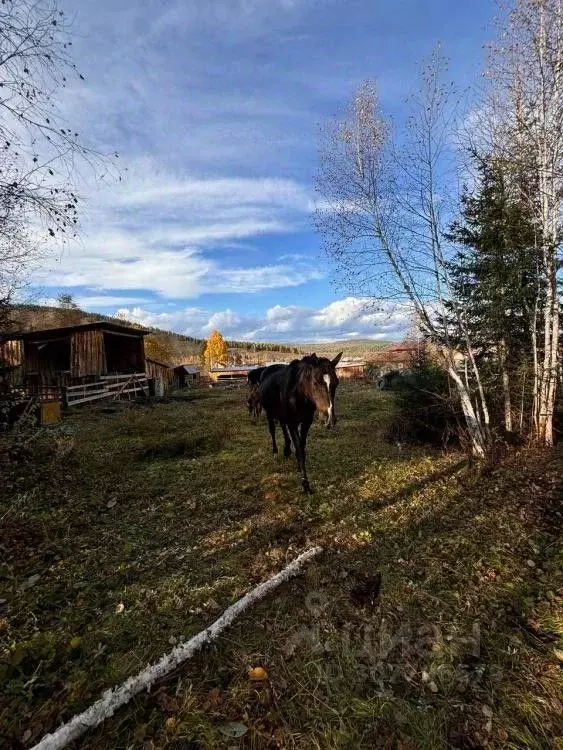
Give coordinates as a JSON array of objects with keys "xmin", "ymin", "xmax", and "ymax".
[
  {"xmin": 247, "ymin": 364, "xmax": 287, "ymax": 422},
  {"xmin": 247, "ymin": 367, "xmax": 266, "ymax": 421},
  {"xmin": 260, "ymin": 353, "xmax": 342, "ymax": 493}
]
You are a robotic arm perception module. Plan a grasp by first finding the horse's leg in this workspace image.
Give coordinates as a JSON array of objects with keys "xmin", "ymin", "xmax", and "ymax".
[
  {"xmin": 267, "ymin": 413, "xmax": 278, "ymax": 455},
  {"xmin": 247, "ymin": 397, "xmax": 255, "ymax": 422},
  {"xmin": 288, "ymin": 423, "xmax": 310, "ymax": 492},
  {"xmin": 281, "ymin": 423, "xmax": 292, "ymax": 457},
  {"xmin": 298, "ymin": 418, "xmax": 313, "ymax": 494}
]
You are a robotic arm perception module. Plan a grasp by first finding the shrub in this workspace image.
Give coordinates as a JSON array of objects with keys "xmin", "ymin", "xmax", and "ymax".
[{"xmin": 386, "ymin": 357, "xmax": 460, "ymax": 447}]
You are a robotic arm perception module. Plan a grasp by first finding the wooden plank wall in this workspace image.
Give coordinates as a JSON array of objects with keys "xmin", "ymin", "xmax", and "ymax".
[
  {"xmin": 146, "ymin": 360, "xmax": 174, "ymax": 388},
  {"xmin": 0, "ymin": 339, "xmax": 23, "ymax": 367},
  {"xmin": 23, "ymin": 340, "xmax": 41, "ymax": 375},
  {"xmin": 71, "ymin": 329, "xmax": 106, "ymax": 379}
]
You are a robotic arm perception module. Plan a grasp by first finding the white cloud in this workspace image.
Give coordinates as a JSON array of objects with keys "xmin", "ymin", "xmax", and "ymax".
[
  {"xmin": 36, "ymin": 245, "xmax": 323, "ymax": 299},
  {"xmin": 112, "ymin": 296, "xmax": 413, "ymax": 342},
  {"xmin": 75, "ymin": 295, "xmax": 150, "ymax": 307},
  {"xmin": 32, "ymin": 164, "xmax": 320, "ymax": 298}
]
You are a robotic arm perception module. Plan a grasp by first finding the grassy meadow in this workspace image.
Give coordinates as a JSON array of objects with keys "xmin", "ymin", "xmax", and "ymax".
[{"xmin": 0, "ymin": 382, "xmax": 561, "ymax": 749}]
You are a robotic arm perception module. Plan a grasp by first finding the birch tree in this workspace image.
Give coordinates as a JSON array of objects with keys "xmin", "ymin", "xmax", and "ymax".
[
  {"xmin": 0, "ymin": 0, "xmax": 115, "ymax": 327},
  {"xmin": 315, "ymin": 55, "xmax": 491, "ymax": 457},
  {"xmin": 486, "ymin": 0, "xmax": 562, "ymax": 446},
  {"xmin": 203, "ymin": 329, "xmax": 229, "ymax": 368}
]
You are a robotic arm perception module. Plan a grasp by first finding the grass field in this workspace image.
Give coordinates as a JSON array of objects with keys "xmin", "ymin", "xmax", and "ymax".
[{"xmin": 1, "ymin": 383, "xmax": 561, "ymax": 749}]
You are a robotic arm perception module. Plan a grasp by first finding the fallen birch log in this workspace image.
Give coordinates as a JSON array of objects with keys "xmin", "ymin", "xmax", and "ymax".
[{"xmin": 32, "ymin": 546, "xmax": 323, "ymax": 750}]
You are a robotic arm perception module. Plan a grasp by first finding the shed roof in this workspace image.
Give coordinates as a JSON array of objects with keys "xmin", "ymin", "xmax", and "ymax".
[
  {"xmin": 209, "ymin": 365, "xmax": 255, "ymax": 373},
  {"xmin": 175, "ymin": 364, "xmax": 200, "ymax": 374},
  {"xmin": 7, "ymin": 321, "xmax": 151, "ymax": 342},
  {"xmin": 336, "ymin": 360, "xmax": 365, "ymax": 368}
]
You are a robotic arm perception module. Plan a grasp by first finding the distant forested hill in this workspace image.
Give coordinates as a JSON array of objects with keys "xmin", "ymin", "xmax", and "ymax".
[{"xmin": 3, "ymin": 305, "xmax": 391, "ymax": 365}]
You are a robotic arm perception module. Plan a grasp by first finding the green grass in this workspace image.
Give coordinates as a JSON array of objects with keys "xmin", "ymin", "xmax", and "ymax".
[{"xmin": 0, "ymin": 383, "xmax": 561, "ymax": 749}]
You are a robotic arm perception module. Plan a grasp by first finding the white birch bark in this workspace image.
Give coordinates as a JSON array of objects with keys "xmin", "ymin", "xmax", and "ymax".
[
  {"xmin": 32, "ymin": 546, "xmax": 322, "ymax": 750},
  {"xmin": 499, "ymin": 338, "xmax": 513, "ymax": 433}
]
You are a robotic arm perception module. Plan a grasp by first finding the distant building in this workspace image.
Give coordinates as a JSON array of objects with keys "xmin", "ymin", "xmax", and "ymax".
[
  {"xmin": 367, "ymin": 341, "xmax": 426, "ymax": 375},
  {"xmin": 173, "ymin": 364, "xmax": 201, "ymax": 388},
  {"xmin": 208, "ymin": 364, "xmax": 260, "ymax": 383},
  {"xmin": 335, "ymin": 358, "xmax": 367, "ymax": 379}
]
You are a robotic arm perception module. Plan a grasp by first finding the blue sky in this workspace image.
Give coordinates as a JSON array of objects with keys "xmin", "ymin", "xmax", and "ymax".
[{"xmin": 32, "ymin": 0, "xmax": 494, "ymax": 342}]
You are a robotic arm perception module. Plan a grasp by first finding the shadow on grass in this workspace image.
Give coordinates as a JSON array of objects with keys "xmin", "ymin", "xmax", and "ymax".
[
  {"xmin": 2, "ymin": 385, "xmax": 560, "ymax": 749},
  {"xmin": 80, "ymin": 448, "xmax": 561, "ymax": 750},
  {"xmin": 136, "ymin": 434, "xmax": 227, "ymax": 461}
]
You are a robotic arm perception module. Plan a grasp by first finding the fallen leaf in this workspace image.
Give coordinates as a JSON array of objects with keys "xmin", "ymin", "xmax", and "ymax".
[
  {"xmin": 115, "ymin": 602, "xmax": 125, "ymax": 614},
  {"xmin": 428, "ymin": 681, "xmax": 439, "ymax": 693},
  {"xmin": 482, "ymin": 704, "xmax": 493, "ymax": 718},
  {"xmin": 107, "ymin": 499, "xmax": 117, "ymax": 509},
  {"xmin": 218, "ymin": 721, "xmax": 248, "ymax": 738},
  {"xmin": 157, "ymin": 692, "xmax": 179, "ymax": 715},
  {"xmin": 248, "ymin": 666, "xmax": 268, "ymax": 681},
  {"xmin": 22, "ymin": 729, "xmax": 32, "ymax": 743},
  {"xmin": 164, "ymin": 716, "xmax": 178, "ymax": 731},
  {"xmin": 203, "ymin": 687, "xmax": 222, "ymax": 710},
  {"xmin": 282, "ymin": 638, "xmax": 297, "ymax": 660}
]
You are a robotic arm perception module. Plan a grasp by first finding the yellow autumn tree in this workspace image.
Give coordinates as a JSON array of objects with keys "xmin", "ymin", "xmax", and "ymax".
[{"xmin": 203, "ymin": 329, "xmax": 228, "ymax": 368}]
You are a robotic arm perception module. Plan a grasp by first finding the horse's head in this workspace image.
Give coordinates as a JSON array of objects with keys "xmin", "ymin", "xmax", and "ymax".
[{"xmin": 303, "ymin": 352, "xmax": 343, "ymax": 428}]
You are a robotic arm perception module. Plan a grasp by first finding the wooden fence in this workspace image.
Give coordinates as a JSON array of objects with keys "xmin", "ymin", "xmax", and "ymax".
[{"xmin": 64, "ymin": 373, "xmax": 149, "ymax": 407}]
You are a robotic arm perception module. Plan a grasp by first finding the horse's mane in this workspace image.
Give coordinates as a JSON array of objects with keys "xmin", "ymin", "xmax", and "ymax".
[{"xmin": 283, "ymin": 355, "xmax": 319, "ymax": 400}]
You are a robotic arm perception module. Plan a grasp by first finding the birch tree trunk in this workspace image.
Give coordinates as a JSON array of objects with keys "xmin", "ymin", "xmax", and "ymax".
[
  {"xmin": 499, "ymin": 338, "xmax": 513, "ymax": 433},
  {"xmin": 447, "ymin": 365, "xmax": 487, "ymax": 457},
  {"xmin": 535, "ymin": 1, "xmax": 561, "ymax": 447}
]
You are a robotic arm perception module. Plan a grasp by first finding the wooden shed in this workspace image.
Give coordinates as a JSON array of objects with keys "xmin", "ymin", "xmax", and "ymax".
[
  {"xmin": 146, "ymin": 358, "xmax": 175, "ymax": 395},
  {"xmin": 335, "ymin": 359, "xmax": 367, "ymax": 380},
  {"xmin": 173, "ymin": 364, "xmax": 201, "ymax": 388},
  {"xmin": 4, "ymin": 321, "xmax": 150, "ymax": 387}
]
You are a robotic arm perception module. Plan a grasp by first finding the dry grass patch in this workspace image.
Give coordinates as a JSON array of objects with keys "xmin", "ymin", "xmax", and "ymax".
[{"xmin": 0, "ymin": 383, "xmax": 561, "ymax": 749}]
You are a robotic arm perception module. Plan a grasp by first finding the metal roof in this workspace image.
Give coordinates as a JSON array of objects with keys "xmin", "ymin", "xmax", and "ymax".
[
  {"xmin": 336, "ymin": 360, "xmax": 365, "ymax": 368},
  {"xmin": 209, "ymin": 365, "xmax": 255, "ymax": 373}
]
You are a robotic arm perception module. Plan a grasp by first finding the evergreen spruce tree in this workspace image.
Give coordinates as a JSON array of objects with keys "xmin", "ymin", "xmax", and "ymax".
[{"xmin": 443, "ymin": 154, "xmax": 540, "ymax": 434}]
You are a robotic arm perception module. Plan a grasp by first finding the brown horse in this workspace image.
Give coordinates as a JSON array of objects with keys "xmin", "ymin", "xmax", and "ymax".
[
  {"xmin": 247, "ymin": 385, "xmax": 262, "ymax": 422},
  {"xmin": 247, "ymin": 364, "xmax": 286, "ymax": 422},
  {"xmin": 259, "ymin": 353, "xmax": 342, "ymax": 493}
]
